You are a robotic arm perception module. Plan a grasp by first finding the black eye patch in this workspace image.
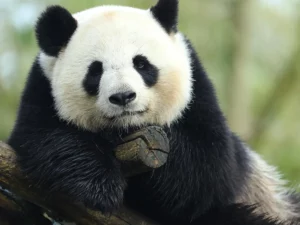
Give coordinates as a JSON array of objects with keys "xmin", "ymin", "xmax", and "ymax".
[
  {"xmin": 133, "ymin": 55, "xmax": 158, "ymax": 87},
  {"xmin": 83, "ymin": 61, "xmax": 103, "ymax": 96}
]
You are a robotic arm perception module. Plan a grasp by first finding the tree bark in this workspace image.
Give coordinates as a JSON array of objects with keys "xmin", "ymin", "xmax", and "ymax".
[{"xmin": 0, "ymin": 126, "xmax": 169, "ymax": 225}]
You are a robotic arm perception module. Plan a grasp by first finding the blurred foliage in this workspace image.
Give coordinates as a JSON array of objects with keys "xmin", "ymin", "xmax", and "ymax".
[{"xmin": 0, "ymin": 0, "xmax": 299, "ymax": 187}]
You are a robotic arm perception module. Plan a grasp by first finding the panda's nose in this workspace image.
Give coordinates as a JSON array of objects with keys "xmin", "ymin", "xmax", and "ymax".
[{"xmin": 109, "ymin": 91, "xmax": 136, "ymax": 106}]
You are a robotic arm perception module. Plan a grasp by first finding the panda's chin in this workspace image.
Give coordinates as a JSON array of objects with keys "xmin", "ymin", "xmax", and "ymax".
[{"xmin": 101, "ymin": 110, "xmax": 148, "ymax": 129}]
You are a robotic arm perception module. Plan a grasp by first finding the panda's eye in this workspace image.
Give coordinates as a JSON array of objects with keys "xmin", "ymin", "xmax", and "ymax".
[
  {"xmin": 133, "ymin": 55, "xmax": 149, "ymax": 70},
  {"xmin": 89, "ymin": 61, "xmax": 103, "ymax": 77},
  {"xmin": 136, "ymin": 61, "xmax": 145, "ymax": 69},
  {"xmin": 83, "ymin": 61, "xmax": 103, "ymax": 96},
  {"xmin": 133, "ymin": 55, "xmax": 159, "ymax": 87}
]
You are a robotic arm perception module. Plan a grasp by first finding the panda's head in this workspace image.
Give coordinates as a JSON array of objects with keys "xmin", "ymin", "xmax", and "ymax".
[{"xmin": 37, "ymin": 0, "xmax": 193, "ymax": 131}]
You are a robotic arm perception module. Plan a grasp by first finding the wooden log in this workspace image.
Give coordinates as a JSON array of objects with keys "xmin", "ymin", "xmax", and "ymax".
[
  {"xmin": 0, "ymin": 126, "xmax": 169, "ymax": 225},
  {"xmin": 115, "ymin": 126, "xmax": 169, "ymax": 177}
]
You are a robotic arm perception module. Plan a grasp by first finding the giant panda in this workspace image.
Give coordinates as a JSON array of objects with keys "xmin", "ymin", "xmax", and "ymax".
[{"xmin": 7, "ymin": 0, "xmax": 300, "ymax": 225}]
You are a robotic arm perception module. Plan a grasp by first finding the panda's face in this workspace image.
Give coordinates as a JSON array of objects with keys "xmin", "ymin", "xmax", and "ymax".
[{"xmin": 39, "ymin": 5, "xmax": 192, "ymax": 131}]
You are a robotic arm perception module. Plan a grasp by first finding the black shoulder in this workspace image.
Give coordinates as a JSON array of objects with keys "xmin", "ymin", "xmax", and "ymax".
[
  {"xmin": 19, "ymin": 58, "xmax": 53, "ymax": 107},
  {"xmin": 7, "ymin": 58, "xmax": 57, "ymax": 146}
]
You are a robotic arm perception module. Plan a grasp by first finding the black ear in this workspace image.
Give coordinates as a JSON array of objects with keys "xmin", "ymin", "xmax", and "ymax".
[
  {"xmin": 150, "ymin": 0, "xmax": 178, "ymax": 34},
  {"xmin": 35, "ymin": 5, "xmax": 77, "ymax": 57}
]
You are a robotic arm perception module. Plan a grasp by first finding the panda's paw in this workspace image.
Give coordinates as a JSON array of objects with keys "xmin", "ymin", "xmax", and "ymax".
[{"xmin": 72, "ymin": 174, "xmax": 126, "ymax": 214}]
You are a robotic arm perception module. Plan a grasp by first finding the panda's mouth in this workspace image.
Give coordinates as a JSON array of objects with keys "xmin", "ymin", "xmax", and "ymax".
[{"xmin": 104, "ymin": 109, "xmax": 148, "ymax": 120}]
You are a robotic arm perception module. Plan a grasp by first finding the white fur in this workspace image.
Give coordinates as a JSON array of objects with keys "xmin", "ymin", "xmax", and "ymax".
[
  {"xmin": 39, "ymin": 5, "xmax": 192, "ymax": 131},
  {"xmin": 236, "ymin": 147, "xmax": 300, "ymax": 221},
  {"xmin": 39, "ymin": 53, "xmax": 56, "ymax": 80}
]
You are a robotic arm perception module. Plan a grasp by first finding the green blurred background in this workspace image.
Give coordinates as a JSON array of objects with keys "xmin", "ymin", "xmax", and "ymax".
[{"xmin": 0, "ymin": 0, "xmax": 299, "ymax": 188}]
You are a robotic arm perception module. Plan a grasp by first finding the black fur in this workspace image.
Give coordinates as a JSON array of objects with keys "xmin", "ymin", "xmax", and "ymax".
[
  {"xmin": 151, "ymin": 0, "xmax": 178, "ymax": 33},
  {"xmin": 35, "ymin": 5, "xmax": 77, "ymax": 56},
  {"xmin": 133, "ymin": 55, "xmax": 159, "ymax": 87},
  {"xmin": 83, "ymin": 61, "xmax": 103, "ymax": 96},
  {"xmin": 7, "ymin": 60, "xmax": 126, "ymax": 213}
]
